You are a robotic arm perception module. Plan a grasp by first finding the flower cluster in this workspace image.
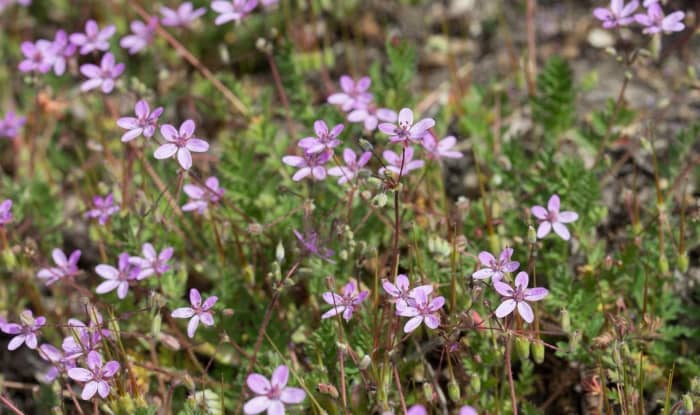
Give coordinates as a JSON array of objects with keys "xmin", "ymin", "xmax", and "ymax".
[
  {"xmin": 182, "ymin": 176, "xmax": 226, "ymax": 214},
  {"xmin": 1, "ymin": 310, "xmax": 45, "ymax": 351},
  {"xmin": 0, "ymin": 199, "xmax": 13, "ymax": 227},
  {"xmin": 94, "ymin": 244, "xmax": 173, "ymax": 300},
  {"xmin": 593, "ymin": 0, "xmax": 685, "ymax": 34},
  {"xmin": 85, "ymin": 193, "xmax": 120, "ymax": 225},
  {"xmin": 36, "ymin": 248, "xmax": 81, "ymax": 286},
  {"xmin": 383, "ymin": 274, "xmax": 445, "ymax": 333}
]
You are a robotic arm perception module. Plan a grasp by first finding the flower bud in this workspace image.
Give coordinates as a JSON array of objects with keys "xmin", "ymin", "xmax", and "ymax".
[
  {"xmin": 339, "ymin": 249, "xmax": 348, "ymax": 261},
  {"xmin": 470, "ymin": 375, "xmax": 481, "ymax": 393},
  {"xmin": 561, "ymin": 308, "xmax": 571, "ymax": 333},
  {"xmin": 275, "ymin": 241, "xmax": 285, "ymax": 263},
  {"xmin": 659, "ymin": 253, "xmax": 669, "ymax": 275},
  {"xmin": 371, "ymin": 193, "xmax": 388, "ymax": 208},
  {"xmin": 683, "ymin": 394, "xmax": 694, "ymax": 412},
  {"xmin": 422, "ymin": 382, "xmax": 434, "ymax": 402},
  {"xmin": 19, "ymin": 310, "xmax": 35, "ymax": 327},
  {"xmin": 359, "ymin": 138, "xmax": 373, "ymax": 152},
  {"xmin": 448, "ymin": 380, "xmax": 461, "ymax": 402},
  {"xmin": 359, "ymin": 355, "xmax": 372, "ymax": 370},
  {"xmin": 532, "ymin": 341, "xmax": 545, "ymax": 364},
  {"xmin": 677, "ymin": 252, "xmax": 689, "ymax": 273},
  {"xmin": 515, "ymin": 337, "xmax": 531, "ymax": 361},
  {"xmin": 151, "ymin": 313, "xmax": 162, "ymax": 336},
  {"xmin": 527, "ymin": 226, "xmax": 537, "ymax": 244}
]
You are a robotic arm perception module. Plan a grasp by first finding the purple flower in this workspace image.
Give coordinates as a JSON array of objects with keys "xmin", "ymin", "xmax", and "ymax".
[
  {"xmin": 160, "ymin": 2, "xmax": 207, "ymax": 27},
  {"xmin": 472, "ymin": 247, "xmax": 519, "ymax": 282},
  {"xmin": 38, "ymin": 344, "xmax": 74, "ymax": 382},
  {"xmin": 493, "ymin": 271, "xmax": 548, "ymax": 323},
  {"xmin": 85, "ymin": 193, "xmax": 119, "ymax": 225},
  {"xmin": 79, "ymin": 52, "xmax": 125, "ymax": 94},
  {"xmin": 62, "ymin": 315, "xmax": 111, "ymax": 360},
  {"xmin": 18, "ymin": 39, "xmax": 55, "ymax": 74},
  {"xmin": 298, "ymin": 120, "xmax": 344, "ymax": 154},
  {"xmin": 327, "ymin": 75, "xmax": 373, "ymax": 111},
  {"xmin": 593, "ymin": 0, "xmax": 639, "ymax": 28},
  {"xmin": 70, "ymin": 20, "xmax": 116, "ymax": 55},
  {"xmin": 37, "ymin": 248, "xmax": 81, "ymax": 286},
  {"xmin": 49, "ymin": 30, "xmax": 76, "ymax": 76},
  {"xmin": 531, "ymin": 194, "xmax": 579, "ymax": 240},
  {"xmin": 282, "ymin": 150, "xmax": 331, "ymax": 181},
  {"xmin": 129, "ymin": 243, "xmax": 173, "ymax": 279},
  {"xmin": 293, "ymin": 229, "xmax": 334, "ymax": 261},
  {"xmin": 171, "ymin": 288, "xmax": 217, "ymax": 338},
  {"xmin": 155, "ymin": 120, "xmax": 210, "ymax": 170},
  {"xmin": 634, "ymin": 3, "xmax": 685, "ymax": 34},
  {"xmin": 382, "ymin": 274, "xmax": 433, "ymax": 307},
  {"xmin": 378, "ymin": 108, "xmax": 435, "ymax": 146},
  {"xmin": 0, "ymin": 111, "xmax": 25, "ymax": 139},
  {"xmin": 327, "ymin": 148, "xmax": 371, "ymax": 185},
  {"xmin": 1, "ymin": 310, "xmax": 46, "ymax": 350},
  {"xmin": 244, "ymin": 365, "xmax": 306, "ymax": 415},
  {"xmin": 396, "ymin": 288, "xmax": 445, "ymax": 333},
  {"xmin": 117, "ymin": 99, "xmax": 164, "ymax": 142},
  {"xmin": 211, "ymin": 0, "xmax": 258, "ymax": 25},
  {"xmin": 95, "ymin": 252, "xmax": 140, "ymax": 299},
  {"xmin": 67, "ymin": 351, "xmax": 120, "ymax": 400},
  {"xmin": 120, "ymin": 17, "xmax": 158, "ymax": 54},
  {"xmin": 182, "ymin": 176, "xmax": 225, "ymax": 214},
  {"xmin": 407, "ymin": 405, "xmax": 428, "ymax": 415},
  {"xmin": 347, "ymin": 104, "xmax": 397, "ymax": 132},
  {"xmin": 321, "ymin": 280, "xmax": 368, "ymax": 321},
  {"xmin": 379, "ymin": 146, "xmax": 425, "ymax": 177},
  {"xmin": 421, "ymin": 133, "xmax": 463, "ymax": 160},
  {"xmin": 0, "ymin": 199, "xmax": 13, "ymax": 227},
  {"xmin": 460, "ymin": 406, "xmax": 478, "ymax": 415}
]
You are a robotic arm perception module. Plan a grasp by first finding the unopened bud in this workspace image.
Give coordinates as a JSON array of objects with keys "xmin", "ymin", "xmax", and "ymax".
[
  {"xmin": 359, "ymin": 355, "xmax": 372, "ymax": 370},
  {"xmin": 182, "ymin": 374, "xmax": 196, "ymax": 390},
  {"xmin": 659, "ymin": 253, "xmax": 669, "ymax": 275},
  {"xmin": 151, "ymin": 313, "xmax": 162, "ymax": 336},
  {"xmin": 371, "ymin": 193, "xmax": 388, "ymax": 208},
  {"xmin": 470, "ymin": 375, "xmax": 481, "ymax": 393},
  {"xmin": 528, "ymin": 225, "xmax": 537, "ymax": 244},
  {"xmin": 532, "ymin": 341, "xmax": 545, "ymax": 364},
  {"xmin": 515, "ymin": 337, "xmax": 531, "ymax": 361},
  {"xmin": 683, "ymin": 393, "xmax": 694, "ymax": 412},
  {"xmin": 561, "ymin": 308, "xmax": 571, "ymax": 333},
  {"xmin": 448, "ymin": 380, "xmax": 461, "ymax": 402},
  {"xmin": 422, "ymin": 382, "xmax": 434, "ymax": 402},
  {"xmin": 339, "ymin": 249, "xmax": 348, "ymax": 261},
  {"xmin": 677, "ymin": 252, "xmax": 689, "ymax": 273},
  {"xmin": 19, "ymin": 310, "xmax": 35, "ymax": 326},
  {"xmin": 275, "ymin": 241, "xmax": 285, "ymax": 263},
  {"xmin": 359, "ymin": 138, "xmax": 373, "ymax": 152}
]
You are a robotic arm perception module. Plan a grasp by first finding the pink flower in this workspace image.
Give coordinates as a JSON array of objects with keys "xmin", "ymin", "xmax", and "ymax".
[
  {"xmin": 67, "ymin": 351, "xmax": 120, "ymax": 400},
  {"xmin": 244, "ymin": 365, "xmax": 306, "ymax": 415},
  {"xmin": 298, "ymin": 120, "xmax": 344, "ymax": 154},
  {"xmin": 382, "ymin": 274, "xmax": 433, "ymax": 307},
  {"xmin": 379, "ymin": 146, "xmax": 424, "ymax": 177},
  {"xmin": 421, "ymin": 133, "xmax": 463, "ymax": 160},
  {"xmin": 634, "ymin": 3, "xmax": 685, "ymax": 34},
  {"xmin": 49, "ymin": 30, "xmax": 76, "ymax": 76},
  {"xmin": 327, "ymin": 148, "xmax": 371, "ymax": 185},
  {"xmin": 79, "ymin": 52, "xmax": 125, "ymax": 94},
  {"xmin": 70, "ymin": 20, "xmax": 116, "ymax": 55},
  {"xmin": 117, "ymin": 99, "xmax": 164, "ymax": 142},
  {"xmin": 460, "ymin": 406, "xmax": 478, "ymax": 415},
  {"xmin": 211, "ymin": 0, "xmax": 258, "ymax": 25},
  {"xmin": 347, "ymin": 104, "xmax": 397, "ymax": 131},
  {"xmin": 171, "ymin": 288, "xmax": 217, "ymax": 338},
  {"xmin": 61, "ymin": 314, "xmax": 111, "ymax": 360},
  {"xmin": 472, "ymin": 247, "xmax": 519, "ymax": 282},
  {"xmin": 593, "ymin": 0, "xmax": 639, "ymax": 28},
  {"xmin": 160, "ymin": 2, "xmax": 207, "ymax": 27},
  {"xmin": 293, "ymin": 229, "xmax": 334, "ymax": 261},
  {"xmin": 38, "ymin": 344, "xmax": 74, "ymax": 382},
  {"xmin": 95, "ymin": 252, "xmax": 140, "ymax": 299},
  {"xmin": 0, "ymin": 199, "xmax": 12, "ymax": 226},
  {"xmin": 321, "ymin": 280, "xmax": 368, "ymax": 321},
  {"xmin": 182, "ymin": 176, "xmax": 225, "ymax": 214},
  {"xmin": 120, "ymin": 17, "xmax": 158, "ymax": 54},
  {"xmin": 407, "ymin": 405, "xmax": 428, "ymax": 415},
  {"xmin": 378, "ymin": 108, "xmax": 435, "ymax": 146},
  {"xmin": 493, "ymin": 271, "xmax": 548, "ymax": 323},
  {"xmin": 396, "ymin": 288, "xmax": 445, "ymax": 333},
  {"xmin": 129, "ymin": 243, "xmax": 173, "ymax": 280},
  {"xmin": 0, "ymin": 111, "xmax": 25, "ymax": 139},
  {"xmin": 85, "ymin": 193, "xmax": 119, "ymax": 225},
  {"xmin": 18, "ymin": 39, "xmax": 55, "ymax": 74},
  {"xmin": 282, "ymin": 150, "xmax": 331, "ymax": 181},
  {"xmin": 327, "ymin": 75, "xmax": 373, "ymax": 111},
  {"xmin": 37, "ymin": 248, "xmax": 81, "ymax": 286},
  {"xmin": 531, "ymin": 194, "xmax": 579, "ymax": 240},
  {"xmin": 1, "ymin": 310, "xmax": 45, "ymax": 350},
  {"xmin": 155, "ymin": 120, "xmax": 209, "ymax": 170}
]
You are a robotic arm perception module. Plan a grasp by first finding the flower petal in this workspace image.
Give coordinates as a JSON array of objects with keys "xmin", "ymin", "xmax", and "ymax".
[
  {"xmin": 280, "ymin": 387, "xmax": 306, "ymax": 404},
  {"xmin": 271, "ymin": 365, "xmax": 289, "ymax": 388},
  {"xmin": 246, "ymin": 374, "xmax": 271, "ymax": 394},
  {"xmin": 495, "ymin": 299, "xmax": 517, "ymax": 318},
  {"xmin": 517, "ymin": 302, "xmax": 535, "ymax": 323},
  {"xmin": 243, "ymin": 396, "xmax": 270, "ymax": 414}
]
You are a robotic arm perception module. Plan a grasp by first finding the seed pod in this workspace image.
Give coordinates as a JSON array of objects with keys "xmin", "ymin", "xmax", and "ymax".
[
  {"xmin": 317, "ymin": 383, "xmax": 339, "ymax": 399},
  {"xmin": 359, "ymin": 355, "xmax": 372, "ymax": 370},
  {"xmin": 448, "ymin": 380, "xmax": 461, "ymax": 402},
  {"xmin": 371, "ymin": 193, "xmax": 388, "ymax": 208},
  {"xmin": 422, "ymin": 382, "xmax": 434, "ymax": 402},
  {"xmin": 532, "ymin": 341, "xmax": 545, "ymax": 364},
  {"xmin": 659, "ymin": 253, "xmax": 669, "ymax": 275},
  {"xmin": 515, "ymin": 337, "xmax": 531, "ymax": 361},
  {"xmin": 470, "ymin": 375, "xmax": 481, "ymax": 393},
  {"xmin": 275, "ymin": 241, "xmax": 285, "ymax": 263},
  {"xmin": 528, "ymin": 225, "xmax": 537, "ymax": 244},
  {"xmin": 151, "ymin": 313, "xmax": 162, "ymax": 336},
  {"xmin": 677, "ymin": 252, "xmax": 689, "ymax": 273}
]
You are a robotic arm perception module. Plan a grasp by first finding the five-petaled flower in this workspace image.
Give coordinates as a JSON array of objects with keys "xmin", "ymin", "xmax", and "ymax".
[
  {"xmin": 321, "ymin": 280, "xmax": 368, "ymax": 321},
  {"xmin": 0, "ymin": 199, "xmax": 13, "ymax": 226},
  {"xmin": 379, "ymin": 146, "xmax": 424, "ymax": 177},
  {"xmin": 531, "ymin": 194, "xmax": 579, "ymax": 240},
  {"xmin": 62, "ymin": 314, "xmax": 111, "ymax": 360},
  {"xmin": 634, "ymin": 2, "xmax": 684, "ymax": 34},
  {"xmin": 421, "ymin": 133, "xmax": 463, "ymax": 160},
  {"xmin": 18, "ymin": 39, "xmax": 55, "ymax": 74},
  {"xmin": 155, "ymin": 119, "xmax": 210, "ymax": 170},
  {"xmin": 493, "ymin": 271, "xmax": 548, "ymax": 323},
  {"xmin": 0, "ymin": 112, "xmax": 25, "ymax": 139},
  {"xmin": 120, "ymin": 17, "xmax": 158, "ymax": 54},
  {"xmin": 382, "ymin": 274, "xmax": 433, "ymax": 307},
  {"xmin": 396, "ymin": 288, "xmax": 445, "ymax": 333},
  {"xmin": 593, "ymin": 0, "xmax": 639, "ymax": 28},
  {"xmin": 327, "ymin": 75, "xmax": 373, "ymax": 111},
  {"xmin": 243, "ymin": 365, "xmax": 306, "ymax": 415},
  {"xmin": 211, "ymin": 0, "xmax": 258, "ymax": 25},
  {"xmin": 38, "ymin": 343, "xmax": 74, "ymax": 382},
  {"xmin": 95, "ymin": 252, "xmax": 141, "ymax": 299},
  {"xmin": 327, "ymin": 148, "xmax": 372, "ymax": 185},
  {"xmin": 79, "ymin": 52, "xmax": 125, "ymax": 94},
  {"xmin": 171, "ymin": 288, "xmax": 217, "ymax": 338},
  {"xmin": 1, "ymin": 309, "xmax": 46, "ymax": 350},
  {"xmin": 37, "ymin": 248, "xmax": 81, "ymax": 286},
  {"xmin": 282, "ymin": 150, "xmax": 331, "ymax": 181},
  {"xmin": 182, "ymin": 176, "xmax": 225, "ymax": 214},
  {"xmin": 70, "ymin": 19, "xmax": 116, "ymax": 55},
  {"xmin": 129, "ymin": 243, "xmax": 173, "ymax": 280},
  {"xmin": 298, "ymin": 120, "xmax": 344, "ymax": 154},
  {"xmin": 293, "ymin": 229, "xmax": 334, "ymax": 261},
  {"xmin": 160, "ymin": 2, "xmax": 207, "ymax": 27},
  {"xmin": 117, "ymin": 99, "xmax": 164, "ymax": 142},
  {"xmin": 85, "ymin": 193, "xmax": 120, "ymax": 225},
  {"xmin": 472, "ymin": 247, "xmax": 519, "ymax": 282},
  {"xmin": 67, "ymin": 351, "xmax": 120, "ymax": 400},
  {"xmin": 378, "ymin": 108, "xmax": 435, "ymax": 146}
]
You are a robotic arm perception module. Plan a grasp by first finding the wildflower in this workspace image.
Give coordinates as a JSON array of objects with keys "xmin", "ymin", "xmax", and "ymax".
[
  {"xmin": 79, "ymin": 52, "xmax": 125, "ymax": 94},
  {"xmin": 244, "ymin": 365, "xmax": 306, "ymax": 415},
  {"xmin": 635, "ymin": 2, "xmax": 685, "ymax": 34},
  {"xmin": 49, "ymin": 30, "xmax": 76, "ymax": 75},
  {"xmin": 85, "ymin": 193, "xmax": 119, "ymax": 225},
  {"xmin": 347, "ymin": 104, "xmax": 397, "ymax": 131},
  {"xmin": 117, "ymin": 99, "xmax": 164, "ymax": 142},
  {"xmin": 37, "ymin": 248, "xmax": 81, "ymax": 286},
  {"xmin": 155, "ymin": 119, "xmax": 209, "ymax": 170},
  {"xmin": 321, "ymin": 280, "xmax": 368, "ymax": 321},
  {"xmin": 95, "ymin": 252, "xmax": 140, "ymax": 299},
  {"xmin": 593, "ymin": 0, "xmax": 639, "ymax": 28},
  {"xmin": 62, "ymin": 315, "xmax": 111, "ymax": 360},
  {"xmin": 70, "ymin": 20, "xmax": 116, "ymax": 55},
  {"xmin": 493, "ymin": 271, "xmax": 548, "ymax": 323},
  {"xmin": 379, "ymin": 146, "xmax": 424, "ymax": 177},
  {"xmin": 298, "ymin": 120, "xmax": 344, "ymax": 154},
  {"xmin": 282, "ymin": 150, "xmax": 331, "ymax": 181},
  {"xmin": 171, "ymin": 288, "xmax": 217, "ymax": 338},
  {"xmin": 407, "ymin": 405, "xmax": 428, "ymax": 415},
  {"xmin": 293, "ymin": 229, "xmax": 334, "ymax": 261},
  {"xmin": 327, "ymin": 75, "xmax": 373, "ymax": 111},
  {"xmin": 396, "ymin": 288, "xmax": 445, "ymax": 333},
  {"xmin": 0, "ymin": 112, "xmax": 25, "ymax": 139},
  {"xmin": 18, "ymin": 39, "xmax": 55, "ymax": 74},
  {"xmin": 421, "ymin": 133, "xmax": 463, "ymax": 160},
  {"xmin": 531, "ymin": 194, "xmax": 579, "ymax": 240},
  {"xmin": 1, "ymin": 310, "xmax": 45, "ymax": 350},
  {"xmin": 472, "ymin": 247, "xmax": 519, "ymax": 282},
  {"xmin": 67, "ymin": 351, "xmax": 120, "ymax": 400},
  {"xmin": 38, "ymin": 344, "xmax": 74, "ymax": 382},
  {"xmin": 120, "ymin": 17, "xmax": 158, "ymax": 54},
  {"xmin": 211, "ymin": 0, "xmax": 258, "ymax": 25},
  {"xmin": 460, "ymin": 406, "xmax": 478, "ymax": 415},
  {"xmin": 0, "ymin": 199, "xmax": 13, "ymax": 226},
  {"xmin": 182, "ymin": 176, "xmax": 225, "ymax": 214},
  {"xmin": 129, "ymin": 243, "xmax": 173, "ymax": 280},
  {"xmin": 378, "ymin": 108, "xmax": 435, "ymax": 146},
  {"xmin": 327, "ymin": 148, "xmax": 371, "ymax": 185},
  {"xmin": 161, "ymin": 2, "xmax": 207, "ymax": 27},
  {"xmin": 382, "ymin": 274, "xmax": 433, "ymax": 306}
]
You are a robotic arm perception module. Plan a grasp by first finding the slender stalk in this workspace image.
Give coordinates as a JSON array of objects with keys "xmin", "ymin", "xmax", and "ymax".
[
  {"xmin": 0, "ymin": 394, "xmax": 25, "ymax": 415},
  {"xmin": 505, "ymin": 333, "xmax": 519, "ymax": 415},
  {"xmin": 393, "ymin": 363, "xmax": 408, "ymax": 415}
]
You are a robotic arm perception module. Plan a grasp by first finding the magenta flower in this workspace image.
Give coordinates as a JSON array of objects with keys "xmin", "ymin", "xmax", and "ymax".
[
  {"xmin": 379, "ymin": 146, "xmax": 425, "ymax": 177},
  {"xmin": 182, "ymin": 176, "xmax": 225, "ymax": 214},
  {"xmin": 95, "ymin": 252, "xmax": 140, "ymax": 299},
  {"xmin": 117, "ymin": 99, "xmax": 164, "ymax": 142},
  {"xmin": 472, "ymin": 247, "xmax": 519, "ymax": 282},
  {"xmin": 293, "ymin": 229, "xmax": 334, "ymax": 261},
  {"xmin": 0, "ymin": 199, "xmax": 13, "ymax": 226},
  {"xmin": 171, "ymin": 288, "xmax": 217, "ymax": 338},
  {"xmin": 211, "ymin": 0, "xmax": 258, "ymax": 25},
  {"xmin": 120, "ymin": 17, "xmax": 158, "ymax": 54},
  {"xmin": 18, "ymin": 39, "xmax": 55, "ymax": 74},
  {"xmin": 129, "ymin": 243, "xmax": 173, "ymax": 280},
  {"xmin": 321, "ymin": 280, "xmax": 368, "ymax": 321},
  {"xmin": 460, "ymin": 406, "xmax": 478, "ymax": 415},
  {"xmin": 37, "ymin": 248, "xmax": 81, "ymax": 286},
  {"xmin": 378, "ymin": 108, "xmax": 435, "ymax": 146},
  {"xmin": 1, "ymin": 310, "xmax": 45, "ymax": 350},
  {"xmin": 327, "ymin": 75, "xmax": 373, "ymax": 111},
  {"xmin": 62, "ymin": 315, "xmax": 111, "ymax": 360},
  {"xmin": 634, "ymin": 3, "xmax": 684, "ymax": 34},
  {"xmin": 161, "ymin": 2, "xmax": 207, "ymax": 27},
  {"xmin": 407, "ymin": 405, "xmax": 428, "ymax": 415},
  {"xmin": 49, "ymin": 30, "xmax": 76, "ymax": 75},
  {"xmin": 282, "ymin": 150, "xmax": 331, "ymax": 181},
  {"xmin": 382, "ymin": 274, "xmax": 433, "ymax": 306},
  {"xmin": 67, "ymin": 351, "xmax": 120, "ymax": 400},
  {"xmin": 155, "ymin": 120, "xmax": 209, "ymax": 170},
  {"xmin": 0, "ymin": 111, "xmax": 26, "ymax": 139},
  {"xmin": 421, "ymin": 133, "xmax": 463, "ymax": 160},
  {"xmin": 244, "ymin": 365, "xmax": 306, "ymax": 415},
  {"xmin": 79, "ymin": 52, "xmax": 125, "ymax": 94},
  {"xmin": 396, "ymin": 288, "xmax": 445, "ymax": 333},
  {"xmin": 493, "ymin": 271, "xmax": 548, "ymax": 323},
  {"xmin": 85, "ymin": 193, "xmax": 119, "ymax": 225},
  {"xmin": 531, "ymin": 194, "xmax": 579, "ymax": 240},
  {"xmin": 347, "ymin": 104, "xmax": 397, "ymax": 131},
  {"xmin": 70, "ymin": 20, "xmax": 116, "ymax": 55},
  {"xmin": 38, "ymin": 344, "xmax": 74, "ymax": 382},
  {"xmin": 298, "ymin": 120, "xmax": 344, "ymax": 154},
  {"xmin": 327, "ymin": 148, "xmax": 371, "ymax": 185},
  {"xmin": 593, "ymin": 0, "xmax": 639, "ymax": 28}
]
